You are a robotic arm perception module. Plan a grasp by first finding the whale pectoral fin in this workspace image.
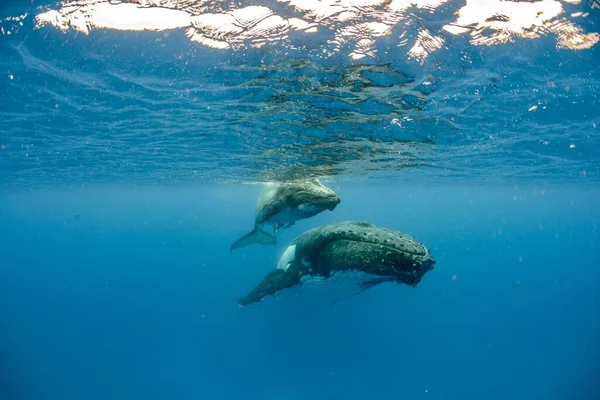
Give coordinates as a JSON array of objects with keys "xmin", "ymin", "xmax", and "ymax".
[
  {"xmin": 324, "ymin": 277, "xmax": 394, "ymax": 310},
  {"xmin": 238, "ymin": 266, "xmax": 303, "ymax": 307},
  {"xmin": 230, "ymin": 225, "xmax": 276, "ymax": 251},
  {"xmin": 359, "ymin": 277, "xmax": 394, "ymax": 291}
]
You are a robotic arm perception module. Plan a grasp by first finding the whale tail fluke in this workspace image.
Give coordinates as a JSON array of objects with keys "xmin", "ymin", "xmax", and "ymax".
[{"xmin": 230, "ymin": 225, "xmax": 276, "ymax": 251}]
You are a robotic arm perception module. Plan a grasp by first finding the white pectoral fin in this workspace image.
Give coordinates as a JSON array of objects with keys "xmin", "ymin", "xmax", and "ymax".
[
  {"xmin": 230, "ymin": 225, "xmax": 276, "ymax": 251},
  {"xmin": 277, "ymin": 245, "xmax": 299, "ymax": 271}
]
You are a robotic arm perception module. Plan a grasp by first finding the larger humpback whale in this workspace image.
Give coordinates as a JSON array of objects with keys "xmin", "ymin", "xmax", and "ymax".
[
  {"xmin": 238, "ymin": 221, "xmax": 436, "ymax": 307},
  {"xmin": 230, "ymin": 180, "xmax": 341, "ymax": 251}
]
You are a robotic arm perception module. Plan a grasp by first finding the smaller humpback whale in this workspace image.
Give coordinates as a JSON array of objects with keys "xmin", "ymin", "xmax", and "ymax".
[
  {"xmin": 238, "ymin": 221, "xmax": 436, "ymax": 307},
  {"xmin": 230, "ymin": 180, "xmax": 341, "ymax": 251}
]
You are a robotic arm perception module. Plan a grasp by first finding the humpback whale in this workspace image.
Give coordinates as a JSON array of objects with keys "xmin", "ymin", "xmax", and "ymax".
[
  {"xmin": 230, "ymin": 180, "xmax": 341, "ymax": 251},
  {"xmin": 238, "ymin": 221, "xmax": 436, "ymax": 307}
]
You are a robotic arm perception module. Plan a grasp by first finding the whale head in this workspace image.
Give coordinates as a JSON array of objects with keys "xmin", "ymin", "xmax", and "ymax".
[{"xmin": 289, "ymin": 180, "xmax": 341, "ymax": 212}]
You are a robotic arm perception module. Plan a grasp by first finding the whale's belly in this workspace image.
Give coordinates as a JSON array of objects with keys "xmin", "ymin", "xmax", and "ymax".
[
  {"xmin": 266, "ymin": 205, "xmax": 324, "ymax": 225},
  {"xmin": 274, "ymin": 270, "xmax": 393, "ymax": 308}
]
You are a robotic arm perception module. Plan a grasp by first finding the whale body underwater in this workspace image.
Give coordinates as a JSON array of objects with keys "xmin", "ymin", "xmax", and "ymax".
[
  {"xmin": 238, "ymin": 221, "xmax": 436, "ymax": 307},
  {"xmin": 230, "ymin": 180, "xmax": 341, "ymax": 251}
]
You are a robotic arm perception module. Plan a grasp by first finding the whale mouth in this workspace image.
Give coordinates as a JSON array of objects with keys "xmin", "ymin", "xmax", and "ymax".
[
  {"xmin": 326, "ymin": 198, "xmax": 341, "ymax": 211},
  {"xmin": 306, "ymin": 195, "xmax": 340, "ymax": 211}
]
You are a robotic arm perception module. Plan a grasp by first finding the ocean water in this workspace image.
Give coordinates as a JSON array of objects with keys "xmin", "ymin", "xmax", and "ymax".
[{"xmin": 1, "ymin": 1, "xmax": 599, "ymax": 399}]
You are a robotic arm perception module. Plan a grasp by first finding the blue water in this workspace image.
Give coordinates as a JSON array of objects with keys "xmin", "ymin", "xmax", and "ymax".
[{"xmin": 1, "ymin": 1, "xmax": 599, "ymax": 399}]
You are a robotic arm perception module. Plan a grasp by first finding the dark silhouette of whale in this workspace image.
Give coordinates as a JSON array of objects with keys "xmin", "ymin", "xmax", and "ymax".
[{"xmin": 238, "ymin": 221, "xmax": 436, "ymax": 307}]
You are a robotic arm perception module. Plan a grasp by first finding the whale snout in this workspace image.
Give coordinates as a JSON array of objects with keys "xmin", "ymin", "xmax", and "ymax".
[
  {"xmin": 318, "ymin": 191, "xmax": 340, "ymax": 211},
  {"xmin": 327, "ymin": 196, "xmax": 341, "ymax": 211},
  {"xmin": 301, "ymin": 183, "xmax": 341, "ymax": 212}
]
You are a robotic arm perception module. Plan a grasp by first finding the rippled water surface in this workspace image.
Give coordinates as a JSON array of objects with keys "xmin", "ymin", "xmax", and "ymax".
[
  {"xmin": 0, "ymin": 0, "xmax": 599, "ymax": 188},
  {"xmin": 1, "ymin": 3, "xmax": 600, "ymax": 400}
]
